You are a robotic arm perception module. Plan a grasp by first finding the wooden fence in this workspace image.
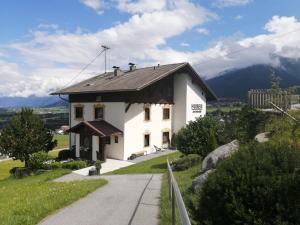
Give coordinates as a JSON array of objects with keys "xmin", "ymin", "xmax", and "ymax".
[{"xmin": 248, "ymin": 89, "xmax": 291, "ymax": 110}]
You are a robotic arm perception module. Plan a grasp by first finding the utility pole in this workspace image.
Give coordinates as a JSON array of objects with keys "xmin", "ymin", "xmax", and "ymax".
[{"xmin": 101, "ymin": 45, "xmax": 110, "ymax": 73}]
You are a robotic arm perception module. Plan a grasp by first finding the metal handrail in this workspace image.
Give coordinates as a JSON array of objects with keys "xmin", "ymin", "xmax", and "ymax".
[{"xmin": 167, "ymin": 159, "xmax": 191, "ymax": 225}]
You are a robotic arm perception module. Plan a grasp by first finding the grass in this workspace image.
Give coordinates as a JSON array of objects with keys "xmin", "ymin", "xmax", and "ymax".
[
  {"xmin": 53, "ymin": 134, "xmax": 69, "ymax": 150},
  {"xmin": 0, "ymin": 169, "xmax": 107, "ymax": 225},
  {"xmin": 107, "ymin": 151, "xmax": 182, "ymax": 174},
  {"xmin": 207, "ymin": 105, "xmax": 242, "ymax": 113},
  {"xmin": 0, "ymin": 160, "xmax": 24, "ymax": 180},
  {"xmin": 159, "ymin": 164, "xmax": 200, "ymax": 225}
]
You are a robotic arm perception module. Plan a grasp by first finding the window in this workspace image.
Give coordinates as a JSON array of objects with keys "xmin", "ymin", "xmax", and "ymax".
[
  {"xmin": 95, "ymin": 106, "xmax": 104, "ymax": 120},
  {"xmin": 105, "ymin": 136, "xmax": 111, "ymax": 145},
  {"xmin": 75, "ymin": 106, "xmax": 83, "ymax": 119},
  {"xmin": 163, "ymin": 108, "xmax": 170, "ymax": 120},
  {"xmin": 114, "ymin": 136, "xmax": 118, "ymax": 143},
  {"xmin": 162, "ymin": 132, "xmax": 170, "ymax": 144},
  {"xmin": 144, "ymin": 107, "xmax": 150, "ymax": 121},
  {"xmin": 144, "ymin": 134, "xmax": 150, "ymax": 147}
]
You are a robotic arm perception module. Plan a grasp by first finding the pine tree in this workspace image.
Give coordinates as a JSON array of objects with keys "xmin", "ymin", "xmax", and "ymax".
[{"xmin": 0, "ymin": 108, "xmax": 57, "ymax": 166}]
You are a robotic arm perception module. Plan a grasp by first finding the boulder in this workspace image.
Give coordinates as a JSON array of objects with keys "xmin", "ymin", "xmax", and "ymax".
[
  {"xmin": 192, "ymin": 169, "xmax": 215, "ymax": 191},
  {"xmin": 202, "ymin": 140, "xmax": 239, "ymax": 172},
  {"xmin": 254, "ymin": 132, "xmax": 270, "ymax": 143}
]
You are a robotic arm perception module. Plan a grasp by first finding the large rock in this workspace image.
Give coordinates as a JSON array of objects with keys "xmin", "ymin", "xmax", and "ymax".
[
  {"xmin": 254, "ymin": 132, "xmax": 270, "ymax": 143},
  {"xmin": 192, "ymin": 169, "xmax": 214, "ymax": 191},
  {"xmin": 202, "ymin": 140, "xmax": 239, "ymax": 172}
]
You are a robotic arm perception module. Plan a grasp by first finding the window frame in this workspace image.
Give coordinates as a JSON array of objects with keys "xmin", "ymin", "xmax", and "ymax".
[
  {"xmin": 163, "ymin": 108, "xmax": 170, "ymax": 120},
  {"xmin": 144, "ymin": 107, "xmax": 150, "ymax": 121},
  {"xmin": 74, "ymin": 105, "xmax": 84, "ymax": 120},
  {"xmin": 144, "ymin": 134, "xmax": 150, "ymax": 147},
  {"xmin": 162, "ymin": 131, "xmax": 170, "ymax": 144},
  {"xmin": 94, "ymin": 104, "xmax": 104, "ymax": 120},
  {"xmin": 114, "ymin": 136, "xmax": 118, "ymax": 144}
]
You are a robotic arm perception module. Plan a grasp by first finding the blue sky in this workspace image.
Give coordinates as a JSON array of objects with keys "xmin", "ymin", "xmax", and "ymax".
[{"xmin": 0, "ymin": 0, "xmax": 300, "ymax": 97}]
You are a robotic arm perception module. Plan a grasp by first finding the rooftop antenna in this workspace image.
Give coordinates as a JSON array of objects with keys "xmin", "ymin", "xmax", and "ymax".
[{"xmin": 101, "ymin": 45, "xmax": 110, "ymax": 73}]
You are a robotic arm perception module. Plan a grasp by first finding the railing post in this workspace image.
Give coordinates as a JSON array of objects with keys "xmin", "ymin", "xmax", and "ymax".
[{"xmin": 172, "ymin": 186, "xmax": 175, "ymax": 225}]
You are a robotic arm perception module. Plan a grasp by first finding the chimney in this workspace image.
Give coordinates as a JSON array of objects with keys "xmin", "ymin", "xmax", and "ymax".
[
  {"xmin": 128, "ymin": 62, "xmax": 136, "ymax": 71},
  {"xmin": 112, "ymin": 66, "xmax": 120, "ymax": 77}
]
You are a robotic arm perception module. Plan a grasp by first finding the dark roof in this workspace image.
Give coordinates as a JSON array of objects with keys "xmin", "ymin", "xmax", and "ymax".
[
  {"xmin": 68, "ymin": 120, "xmax": 123, "ymax": 137},
  {"xmin": 52, "ymin": 62, "xmax": 217, "ymax": 101}
]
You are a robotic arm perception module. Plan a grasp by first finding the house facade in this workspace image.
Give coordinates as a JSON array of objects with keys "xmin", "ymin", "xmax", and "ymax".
[{"xmin": 52, "ymin": 62, "xmax": 217, "ymax": 161}]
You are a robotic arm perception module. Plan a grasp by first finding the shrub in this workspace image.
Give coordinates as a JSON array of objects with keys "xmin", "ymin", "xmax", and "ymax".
[
  {"xmin": 27, "ymin": 151, "xmax": 49, "ymax": 170},
  {"xmin": 174, "ymin": 116, "xmax": 220, "ymax": 157},
  {"xmin": 48, "ymin": 161, "xmax": 62, "ymax": 169},
  {"xmin": 237, "ymin": 106, "xmax": 268, "ymax": 143},
  {"xmin": 62, "ymin": 160, "xmax": 86, "ymax": 170},
  {"xmin": 58, "ymin": 149, "xmax": 75, "ymax": 160},
  {"xmin": 171, "ymin": 154, "xmax": 201, "ymax": 171},
  {"xmin": 195, "ymin": 142, "xmax": 300, "ymax": 225}
]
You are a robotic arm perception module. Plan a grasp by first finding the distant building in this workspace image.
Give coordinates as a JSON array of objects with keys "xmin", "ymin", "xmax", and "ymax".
[{"xmin": 52, "ymin": 62, "xmax": 217, "ymax": 161}]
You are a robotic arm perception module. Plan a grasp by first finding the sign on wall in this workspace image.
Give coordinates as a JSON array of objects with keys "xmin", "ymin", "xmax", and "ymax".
[{"xmin": 191, "ymin": 104, "xmax": 202, "ymax": 113}]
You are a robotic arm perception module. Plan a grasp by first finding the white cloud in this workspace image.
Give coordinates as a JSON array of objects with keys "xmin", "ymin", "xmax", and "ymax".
[
  {"xmin": 180, "ymin": 42, "xmax": 190, "ymax": 47},
  {"xmin": 234, "ymin": 15, "xmax": 243, "ymax": 20},
  {"xmin": 2, "ymin": 0, "xmax": 217, "ymax": 97},
  {"xmin": 116, "ymin": 0, "xmax": 167, "ymax": 14},
  {"xmin": 80, "ymin": 0, "xmax": 104, "ymax": 14},
  {"xmin": 196, "ymin": 27, "xmax": 209, "ymax": 35},
  {"xmin": 2, "ymin": 3, "xmax": 300, "ymax": 98},
  {"xmin": 213, "ymin": 0, "xmax": 252, "ymax": 8}
]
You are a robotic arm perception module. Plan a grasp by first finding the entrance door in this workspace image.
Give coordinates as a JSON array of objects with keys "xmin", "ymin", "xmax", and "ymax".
[{"xmin": 97, "ymin": 137, "xmax": 106, "ymax": 161}]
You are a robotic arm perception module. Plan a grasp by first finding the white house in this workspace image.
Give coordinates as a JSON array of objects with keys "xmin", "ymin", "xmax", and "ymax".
[{"xmin": 52, "ymin": 62, "xmax": 217, "ymax": 161}]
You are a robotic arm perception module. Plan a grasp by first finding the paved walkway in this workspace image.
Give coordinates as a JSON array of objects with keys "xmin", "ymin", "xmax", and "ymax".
[
  {"xmin": 39, "ymin": 174, "xmax": 162, "ymax": 225},
  {"xmin": 73, "ymin": 159, "xmax": 135, "ymax": 176},
  {"xmin": 128, "ymin": 149, "xmax": 177, "ymax": 163}
]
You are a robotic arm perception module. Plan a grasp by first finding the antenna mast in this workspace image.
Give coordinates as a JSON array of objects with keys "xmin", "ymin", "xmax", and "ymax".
[{"xmin": 101, "ymin": 45, "xmax": 110, "ymax": 73}]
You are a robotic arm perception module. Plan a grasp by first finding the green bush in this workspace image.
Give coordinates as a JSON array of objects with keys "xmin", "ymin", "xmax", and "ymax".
[
  {"xmin": 27, "ymin": 151, "xmax": 49, "ymax": 170},
  {"xmin": 195, "ymin": 142, "xmax": 300, "ymax": 225},
  {"xmin": 62, "ymin": 160, "xmax": 86, "ymax": 170},
  {"xmin": 171, "ymin": 154, "xmax": 201, "ymax": 171},
  {"xmin": 174, "ymin": 116, "xmax": 220, "ymax": 157},
  {"xmin": 237, "ymin": 106, "xmax": 268, "ymax": 143},
  {"xmin": 58, "ymin": 149, "xmax": 75, "ymax": 160}
]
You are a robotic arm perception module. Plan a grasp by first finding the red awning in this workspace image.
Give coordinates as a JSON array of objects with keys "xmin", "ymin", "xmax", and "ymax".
[{"xmin": 68, "ymin": 120, "xmax": 123, "ymax": 137}]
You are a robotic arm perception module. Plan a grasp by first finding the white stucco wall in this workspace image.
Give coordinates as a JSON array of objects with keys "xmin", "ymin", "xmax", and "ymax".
[
  {"xmin": 123, "ymin": 103, "xmax": 172, "ymax": 160},
  {"xmin": 106, "ymin": 135, "xmax": 124, "ymax": 159},
  {"xmin": 172, "ymin": 72, "xmax": 207, "ymax": 133},
  {"xmin": 186, "ymin": 76, "xmax": 207, "ymax": 122},
  {"xmin": 172, "ymin": 73, "xmax": 187, "ymax": 133}
]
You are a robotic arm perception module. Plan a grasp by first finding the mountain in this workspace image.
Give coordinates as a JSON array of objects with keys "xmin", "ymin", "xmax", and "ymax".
[
  {"xmin": 0, "ymin": 96, "xmax": 66, "ymax": 108},
  {"xmin": 206, "ymin": 60, "xmax": 300, "ymax": 100}
]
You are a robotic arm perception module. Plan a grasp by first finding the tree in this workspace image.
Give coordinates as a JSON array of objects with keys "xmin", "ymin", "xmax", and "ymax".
[
  {"xmin": 270, "ymin": 70, "xmax": 281, "ymax": 93},
  {"xmin": 0, "ymin": 108, "xmax": 57, "ymax": 166},
  {"xmin": 174, "ymin": 116, "xmax": 220, "ymax": 157}
]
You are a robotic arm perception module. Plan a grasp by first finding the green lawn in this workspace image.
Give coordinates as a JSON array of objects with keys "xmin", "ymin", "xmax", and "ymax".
[
  {"xmin": 0, "ymin": 169, "xmax": 107, "ymax": 225},
  {"xmin": 107, "ymin": 151, "xmax": 182, "ymax": 174},
  {"xmin": 0, "ymin": 160, "xmax": 24, "ymax": 180},
  {"xmin": 159, "ymin": 164, "xmax": 200, "ymax": 225},
  {"xmin": 53, "ymin": 134, "xmax": 69, "ymax": 150}
]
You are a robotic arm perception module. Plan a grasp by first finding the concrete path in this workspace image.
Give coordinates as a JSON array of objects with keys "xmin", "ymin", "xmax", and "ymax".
[
  {"xmin": 128, "ymin": 149, "xmax": 177, "ymax": 163},
  {"xmin": 39, "ymin": 174, "xmax": 162, "ymax": 225},
  {"xmin": 73, "ymin": 159, "xmax": 135, "ymax": 176}
]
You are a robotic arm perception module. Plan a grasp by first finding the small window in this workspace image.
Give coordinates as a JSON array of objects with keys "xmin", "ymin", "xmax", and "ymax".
[
  {"xmin": 114, "ymin": 136, "xmax": 118, "ymax": 143},
  {"xmin": 144, "ymin": 134, "xmax": 150, "ymax": 147},
  {"xmin": 95, "ymin": 107, "xmax": 104, "ymax": 120},
  {"xmin": 75, "ymin": 106, "xmax": 83, "ymax": 119},
  {"xmin": 144, "ymin": 107, "xmax": 150, "ymax": 121},
  {"xmin": 163, "ymin": 108, "xmax": 170, "ymax": 120},
  {"xmin": 162, "ymin": 132, "xmax": 170, "ymax": 144},
  {"xmin": 105, "ymin": 136, "xmax": 111, "ymax": 145}
]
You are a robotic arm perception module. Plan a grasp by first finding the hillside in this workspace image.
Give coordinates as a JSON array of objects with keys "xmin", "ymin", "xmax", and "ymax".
[{"xmin": 206, "ymin": 64, "xmax": 300, "ymax": 100}]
